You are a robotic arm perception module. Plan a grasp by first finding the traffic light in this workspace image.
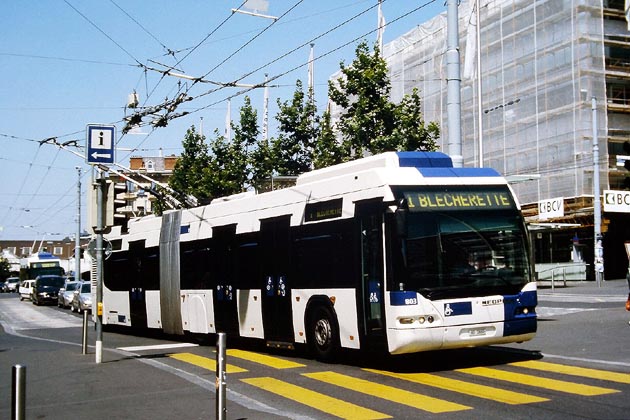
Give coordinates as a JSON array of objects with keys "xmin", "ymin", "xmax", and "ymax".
[
  {"xmin": 112, "ymin": 182, "xmax": 129, "ymax": 230},
  {"xmin": 90, "ymin": 179, "xmax": 113, "ymax": 234}
]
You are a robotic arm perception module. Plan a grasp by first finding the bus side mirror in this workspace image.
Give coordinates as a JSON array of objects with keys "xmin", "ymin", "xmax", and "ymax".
[{"xmin": 395, "ymin": 208, "xmax": 407, "ymax": 238}]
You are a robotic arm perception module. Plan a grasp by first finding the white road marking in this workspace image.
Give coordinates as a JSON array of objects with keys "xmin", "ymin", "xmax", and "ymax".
[
  {"xmin": 118, "ymin": 343, "xmax": 199, "ymax": 352},
  {"xmin": 536, "ymin": 307, "xmax": 600, "ymax": 318}
]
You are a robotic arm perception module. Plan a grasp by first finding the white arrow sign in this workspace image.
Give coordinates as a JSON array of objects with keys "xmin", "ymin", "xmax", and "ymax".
[{"xmin": 91, "ymin": 152, "xmax": 112, "ymax": 160}]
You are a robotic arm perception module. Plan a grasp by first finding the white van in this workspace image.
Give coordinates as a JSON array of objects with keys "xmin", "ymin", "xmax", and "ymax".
[{"xmin": 19, "ymin": 280, "xmax": 35, "ymax": 301}]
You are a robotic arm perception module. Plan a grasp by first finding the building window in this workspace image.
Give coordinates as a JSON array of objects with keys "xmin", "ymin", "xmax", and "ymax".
[
  {"xmin": 6, "ymin": 247, "xmax": 16, "ymax": 255},
  {"xmin": 146, "ymin": 160, "xmax": 155, "ymax": 172},
  {"xmin": 20, "ymin": 247, "xmax": 31, "ymax": 256},
  {"xmin": 53, "ymin": 247, "xmax": 63, "ymax": 255}
]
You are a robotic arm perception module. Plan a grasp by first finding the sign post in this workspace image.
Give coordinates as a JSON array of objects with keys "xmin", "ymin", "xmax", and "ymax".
[{"xmin": 86, "ymin": 124, "xmax": 115, "ymax": 363}]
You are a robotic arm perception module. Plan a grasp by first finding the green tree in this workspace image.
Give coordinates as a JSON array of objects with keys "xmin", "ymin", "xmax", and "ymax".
[
  {"xmin": 168, "ymin": 125, "xmax": 212, "ymax": 206},
  {"xmin": 203, "ymin": 96, "xmax": 259, "ymax": 198},
  {"xmin": 327, "ymin": 42, "xmax": 440, "ymax": 159},
  {"xmin": 392, "ymin": 88, "xmax": 440, "ymax": 152},
  {"xmin": 250, "ymin": 136, "xmax": 275, "ymax": 191},
  {"xmin": 0, "ymin": 257, "xmax": 11, "ymax": 281},
  {"xmin": 328, "ymin": 41, "xmax": 397, "ymax": 157},
  {"xmin": 204, "ymin": 130, "xmax": 245, "ymax": 198},
  {"xmin": 272, "ymin": 80, "xmax": 318, "ymax": 175},
  {"xmin": 313, "ymin": 109, "xmax": 345, "ymax": 169}
]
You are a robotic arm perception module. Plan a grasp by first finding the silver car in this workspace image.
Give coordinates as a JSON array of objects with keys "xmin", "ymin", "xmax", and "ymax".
[
  {"xmin": 57, "ymin": 281, "xmax": 79, "ymax": 308},
  {"xmin": 4, "ymin": 277, "xmax": 19, "ymax": 293},
  {"xmin": 71, "ymin": 282, "xmax": 92, "ymax": 314}
]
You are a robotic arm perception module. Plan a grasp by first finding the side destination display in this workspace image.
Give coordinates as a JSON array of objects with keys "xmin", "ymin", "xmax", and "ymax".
[{"xmin": 404, "ymin": 187, "xmax": 515, "ymax": 211}]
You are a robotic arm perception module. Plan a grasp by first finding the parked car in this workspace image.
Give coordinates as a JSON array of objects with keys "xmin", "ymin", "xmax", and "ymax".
[
  {"xmin": 57, "ymin": 281, "xmax": 79, "ymax": 308},
  {"xmin": 19, "ymin": 280, "xmax": 35, "ymax": 301},
  {"xmin": 0, "ymin": 280, "xmax": 5, "ymax": 292},
  {"xmin": 3, "ymin": 277, "xmax": 20, "ymax": 293},
  {"xmin": 31, "ymin": 275, "xmax": 65, "ymax": 306},
  {"xmin": 71, "ymin": 282, "xmax": 92, "ymax": 314}
]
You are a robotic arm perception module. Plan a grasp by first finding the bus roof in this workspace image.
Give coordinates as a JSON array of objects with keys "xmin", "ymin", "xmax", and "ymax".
[{"xmin": 296, "ymin": 151, "xmax": 501, "ymax": 186}]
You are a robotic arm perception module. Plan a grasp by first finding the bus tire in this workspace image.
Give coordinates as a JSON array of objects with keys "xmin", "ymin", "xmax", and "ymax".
[{"xmin": 307, "ymin": 305, "xmax": 340, "ymax": 362}]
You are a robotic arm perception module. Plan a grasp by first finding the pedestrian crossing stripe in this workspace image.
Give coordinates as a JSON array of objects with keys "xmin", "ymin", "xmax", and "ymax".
[
  {"xmin": 304, "ymin": 371, "xmax": 471, "ymax": 414},
  {"xmin": 227, "ymin": 349, "xmax": 306, "ymax": 369},
  {"xmin": 457, "ymin": 367, "xmax": 620, "ymax": 396},
  {"xmin": 167, "ymin": 353, "xmax": 247, "ymax": 374},
  {"xmin": 242, "ymin": 377, "xmax": 391, "ymax": 420},
  {"xmin": 510, "ymin": 360, "xmax": 630, "ymax": 384},
  {"xmin": 364, "ymin": 369, "xmax": 549, "ymax": 405}
]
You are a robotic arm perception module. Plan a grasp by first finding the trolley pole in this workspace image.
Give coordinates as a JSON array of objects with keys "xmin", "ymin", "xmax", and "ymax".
[{"xmin": 216, "ymin": 333, "xmax": 227, "ymax": 420}]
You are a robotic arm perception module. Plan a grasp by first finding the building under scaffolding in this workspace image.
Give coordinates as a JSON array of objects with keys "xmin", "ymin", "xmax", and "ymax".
[{"xmin": 381, "ymin": 0, "xmax": 630, "ymax": 279}]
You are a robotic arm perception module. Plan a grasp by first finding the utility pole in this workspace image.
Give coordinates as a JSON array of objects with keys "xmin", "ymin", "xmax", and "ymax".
[
  {"xmin": 75, "ymin": 167, "xmax": 81, "ymax": 282},
  {"xmin": 592, "ymin": 97, "xmax": 603, "ymax": 287},
  {"xmin": 446, "ymin": 0, "xmax": 463, "ymax": 168},
  {"xmin": 94, "ymin": 168, "xmax": 105, "ymax": 363}
]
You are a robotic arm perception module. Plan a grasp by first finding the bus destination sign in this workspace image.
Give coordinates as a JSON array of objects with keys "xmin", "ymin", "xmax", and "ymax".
[
  {"xmin": 405, "ymin": 189, "xmax": 514, "ymax": 211},
  {"xmin": 305, "ymin": 198, "xmax": 343, "ymax": 222}
]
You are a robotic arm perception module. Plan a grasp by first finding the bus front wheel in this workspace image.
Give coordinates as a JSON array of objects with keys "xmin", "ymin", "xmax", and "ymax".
[{"xmin": 307, "ymin": 305, "xmax": 340, "ymax": 362}]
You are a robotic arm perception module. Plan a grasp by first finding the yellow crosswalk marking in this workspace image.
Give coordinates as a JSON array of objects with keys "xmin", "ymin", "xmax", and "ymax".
[
  {"xmin": 457, "ymin": 367, "xmax": 619, "ymax": 396},
  {"xmin": 242, "ymin": 377, "xmax": 391, "ymax": 420},
  {"xmin": 226, "ymin": 349, "xmax": 306, "ymax": 369},
  {"xmin": 168, "ymin": 353, "xmax": 247, "ymax": 373},
  {"xmin": 510, "ymin": 360, "xmax": 630, "ymax": 384},
  {"xmin": 304, "ymin": 371, "xmax": 471, "ymax": 414},
  {"xmin": 365, "ymin": 369, "xmax": 548, "ymax": 405}
]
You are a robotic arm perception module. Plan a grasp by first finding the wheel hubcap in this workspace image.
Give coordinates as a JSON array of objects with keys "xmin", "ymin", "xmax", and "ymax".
[{"xmin": 314, "ymin": 319, "xmax": 331, "ymax": 347}]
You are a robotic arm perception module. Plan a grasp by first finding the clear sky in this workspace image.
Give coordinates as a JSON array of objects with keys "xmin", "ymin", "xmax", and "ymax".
[{"xmin": 0, "ymin": 0, "xmax": 445, "ymax": 241}]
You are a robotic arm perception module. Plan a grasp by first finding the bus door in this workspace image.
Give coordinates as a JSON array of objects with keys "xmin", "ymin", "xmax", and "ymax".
[
  {"xmin": 212, "ymin": 225, "xmax": 238, "ymax": 335},
  {"xmin": 129, "ymin": 241, "xmax": 148, "ymax": 329},
  {"xmin": 356, "ymin": 200, "xmax": 386, "ymax": 342},
  {"xmin": 260, "ymin": 216, "xmax": 293, "ymax": 345}
]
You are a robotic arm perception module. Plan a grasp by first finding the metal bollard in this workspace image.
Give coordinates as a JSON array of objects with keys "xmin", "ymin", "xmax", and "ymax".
[
  {"xmin": 82, "ymin": 309, "xmax": 89, "ymax": 354},
  {"xmin": 216, "ymin": 333, "xmax": 227, "ymax": 420},
  {"xmin": 12, "ymin": 364, "xmax": 26, "ymax": 420}
]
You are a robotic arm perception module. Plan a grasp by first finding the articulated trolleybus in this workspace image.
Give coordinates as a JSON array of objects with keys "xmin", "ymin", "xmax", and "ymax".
[{"xmin": 103, "ymin": 152, "xmax": 536, "ymax": 360}]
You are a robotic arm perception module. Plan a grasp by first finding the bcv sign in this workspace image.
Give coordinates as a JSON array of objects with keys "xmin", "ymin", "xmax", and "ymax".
[
  {"xmin": 604, "ymin": 190, "xmax": 630, "ymax": 213},
  {"xmin": 538, "ymin": 197, "xmax": 564, "ymax": 220}
]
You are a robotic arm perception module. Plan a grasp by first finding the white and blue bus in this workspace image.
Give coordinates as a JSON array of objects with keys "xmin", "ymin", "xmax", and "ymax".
[
  {"xmin": 20, "ymin": 251, "xmax": 64, "ymax": 281},
  {"xmin": 103, "ymin": 152, "xmax": 536, "ymax": 360}
]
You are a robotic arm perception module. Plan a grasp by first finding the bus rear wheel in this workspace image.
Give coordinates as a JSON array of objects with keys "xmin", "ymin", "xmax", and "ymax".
[{"xmin": 307, "ymin": 305, "xmax": 339, "ymax": 362}]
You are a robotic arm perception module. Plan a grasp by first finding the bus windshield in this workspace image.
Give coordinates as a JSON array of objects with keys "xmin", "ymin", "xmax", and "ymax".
[{"xmin": 390, "ymin": 187, "xmax": 531, "ymax": 299}]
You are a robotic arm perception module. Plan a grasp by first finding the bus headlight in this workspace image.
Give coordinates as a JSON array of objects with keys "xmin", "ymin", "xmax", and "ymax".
[{"xmin": 398, "ymin": 315, "xmax": 436, "ymax": 325}]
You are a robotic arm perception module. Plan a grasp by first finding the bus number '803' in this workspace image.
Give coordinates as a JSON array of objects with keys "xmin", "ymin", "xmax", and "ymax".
[{"xmin": 405, "ymin": 298, "xmax": 418, "ymax": 305}]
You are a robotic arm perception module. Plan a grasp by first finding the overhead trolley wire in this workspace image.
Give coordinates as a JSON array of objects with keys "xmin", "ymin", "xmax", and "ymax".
[{"xmin": 64, "ymin": 0, "xmax": 144, "ymax": 67}]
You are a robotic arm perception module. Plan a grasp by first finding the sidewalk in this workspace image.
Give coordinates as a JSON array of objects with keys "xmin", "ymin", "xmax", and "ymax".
[
  {"xmin": 537, "ymin": 278, "xmax": 629, "ymax": 297},
  {"xmin": 0, "ymin": 322, "xmax": 289, "ymax": 420}
]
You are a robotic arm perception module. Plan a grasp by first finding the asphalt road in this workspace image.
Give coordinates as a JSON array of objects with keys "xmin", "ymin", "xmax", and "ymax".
[{"xmin": 0, "ymin": 280, "xmax": 629, "ymax": 419}]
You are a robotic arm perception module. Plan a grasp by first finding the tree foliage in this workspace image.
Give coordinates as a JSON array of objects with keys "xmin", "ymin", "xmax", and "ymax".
[
  {"xmin": 327, "ymin": 41, "xmax": 439, "ymax": 158},
  {"xmin": 166, "ymin": 41, "xmax": 440, "ymax": 207},
  {"xmin": 0, "ymin": 257, "xmax": 11, "ymax": 281},
  {"xmin": 168, "ymin": 126, "xmax": 211, "ymax": 206},
  {"xmin": 328, "ymin": 42, "xmax": 396, "ymax": 157},
  {"xmin": 272, "ymin": 80, "xmax": 318, "ymax": 175},
  {"xmin": 313, "ymin": 109, "xmax": 345, "ymax": 169}
]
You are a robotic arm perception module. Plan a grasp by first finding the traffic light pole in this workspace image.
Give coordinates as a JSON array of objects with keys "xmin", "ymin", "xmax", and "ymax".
[{"xmin": 95, "ymin": 168, "xmax": 104, "ymax": 363}]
